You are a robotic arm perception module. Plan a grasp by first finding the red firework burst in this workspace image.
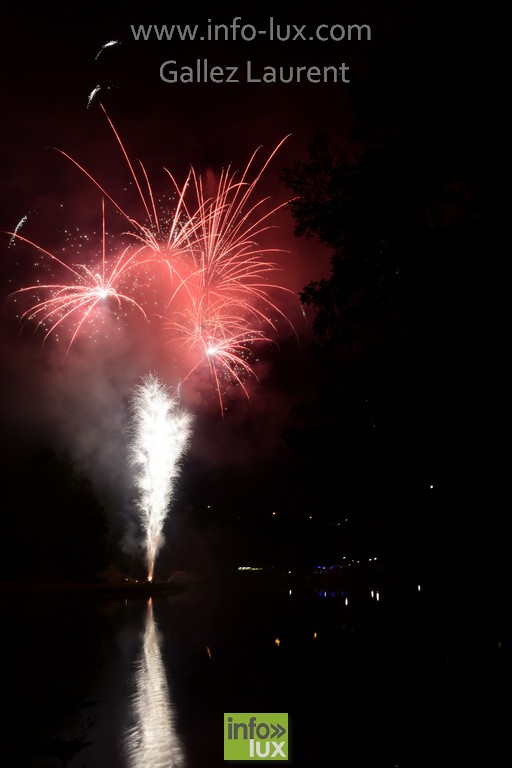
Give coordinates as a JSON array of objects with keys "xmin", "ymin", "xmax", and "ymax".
[{"xmin": 4, "ymin": 105, "xmax": 296, "ymax": 407}]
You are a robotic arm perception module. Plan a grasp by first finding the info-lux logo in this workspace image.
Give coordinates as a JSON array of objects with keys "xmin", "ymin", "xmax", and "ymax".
[{"xmin": 224, "ymin": 713, "xmax": 288, "ymax": 761}]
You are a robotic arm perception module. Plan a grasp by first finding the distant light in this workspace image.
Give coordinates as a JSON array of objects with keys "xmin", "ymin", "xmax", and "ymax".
[
  {"xmin": 376, "ymin": 591, "xmax": 380, "ymax": 602},
  {"xmin": 429, "ymin": 484, "xmax": 434, "ymax": 489},
  {"xmin": 206, "ymin": 646, "xmax": 212, "ymax": 660},
  {"xmin": 272, "ymin": 511, "xmax": 276, "ymax": 516},
  {"xmin": 309, "ymin": 515, "xmax": 313, "ymax": 520},
  {"xmin": 274, "ymin": 638, "xmax": 281, "ymax": 647},
  {"xmin": 418, "ymin": 584, "xmax": 421, "ymax": 592},
  {"xmin": 345, "ymin": 597, "xmax": 349, "ymax": 606},
  {"xmin": 289, "ymin": 589, "xmax": 292, "ymax": 595},
  {"xmin": 313, "ymin": 632, "xmax": 317, "ymax": 639},
  {"xmin": 371, "ymin": 590, "xmax": 374, "ymax": 598}
]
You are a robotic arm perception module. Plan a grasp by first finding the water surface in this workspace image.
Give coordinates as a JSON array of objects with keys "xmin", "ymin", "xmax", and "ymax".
[{"xmin": 1, "ymin": 573, "xmax": 508, "ymax": 767}]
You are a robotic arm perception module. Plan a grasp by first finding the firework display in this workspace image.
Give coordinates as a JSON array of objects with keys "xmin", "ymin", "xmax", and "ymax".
[
  {"xmin": 128, "ymin": 374, "xmax": 193, "ymax": 581},
  {"xmin": 6, "ymin": 104, "xmax": 293, "ymax": 409},
  {"xmin": 6, "ymin": 198, "xmax": 151, "ymax": 358},
  {"xmin": 3, "ymin": 105, "xmax": 294, "ymax": 577}
]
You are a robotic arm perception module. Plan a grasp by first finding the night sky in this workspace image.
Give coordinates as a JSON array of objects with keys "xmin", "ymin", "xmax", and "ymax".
[{"xmin": 0, "ymin": 2, "xmax": 508, "ymax": 581}]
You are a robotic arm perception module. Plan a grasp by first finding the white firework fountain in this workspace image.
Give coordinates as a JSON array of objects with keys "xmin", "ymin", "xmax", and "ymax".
[{"xmin": 128, "ymin": 373, "xmax": 193, "ymax": 581}]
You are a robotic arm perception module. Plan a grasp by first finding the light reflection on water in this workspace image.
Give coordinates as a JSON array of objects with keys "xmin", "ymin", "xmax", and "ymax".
[
  {"xmin": 4, "ymin": 576, "xmax": 506, "ymax": 768},
  {"xmin": 123, "ymin": 597, "xmax": 186, "ymax": 768}
]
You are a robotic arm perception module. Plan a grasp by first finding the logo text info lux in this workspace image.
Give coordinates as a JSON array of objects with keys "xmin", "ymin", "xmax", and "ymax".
[{"xmin": 224, "ymin": 713, "xmax": 288, "ymax": 761}]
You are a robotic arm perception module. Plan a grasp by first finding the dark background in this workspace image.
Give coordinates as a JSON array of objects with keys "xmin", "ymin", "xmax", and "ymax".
[{"xmin": 0, "ymin": 1, "xmax": 508, "ymax": 588}]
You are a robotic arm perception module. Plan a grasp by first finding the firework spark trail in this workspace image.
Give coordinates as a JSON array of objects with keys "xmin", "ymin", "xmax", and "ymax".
[
  {"xmin": 5, "ymin": 199, "xmax": 152, "ymax": 357},
  {"xmin": 155, "ymin": 138, "xmax": 296, "ymax": 409},
  {"xmin": 95, "ymin": 40, "xmax": 121, "ymax": 60},
  {"xmin": 2, "ymin": 107, "xmax": 298, "ymax": 579},
  {"xmin": 53, "ymin": 105, "xmax": 201, "ymax": 267},
  {"xmin": 5, "ymin": 104, "xmax": 297, "ymax": 407},
  {"xmin": 8, "ymin": 215, "xmax": 28, "ymax": 248},
  {"xmin": 161, "ymin": 288, "xmax": 278, "ymax": 410},
  {"xmin": 87, "ymin": 85, "xmax": 102, "ymax": 108},
  {"xmin": 128, "ymin": 374, "xmax": 193, "ymax": 581},
  {"xmin": 61, "ymin": 103, "xmax": 294, "ymax": 306},
  {"xmin": 53, "ymin": 107, "xmax": 295, "ymax": 405}
]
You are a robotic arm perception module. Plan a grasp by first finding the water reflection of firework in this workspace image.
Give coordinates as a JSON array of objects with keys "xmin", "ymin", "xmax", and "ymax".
[{"xmin": 124, "ymin": 598, "xmax": 185, "ymax": 768}]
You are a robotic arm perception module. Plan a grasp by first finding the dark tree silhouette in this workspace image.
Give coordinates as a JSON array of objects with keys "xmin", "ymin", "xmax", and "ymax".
[
  {"xmin": 280, "ymin": 3, "xmax": 509, "ymax": 577},
  {"xmin": 2, "ymin": 447, "xmax": 112, "ymax": 582}
]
